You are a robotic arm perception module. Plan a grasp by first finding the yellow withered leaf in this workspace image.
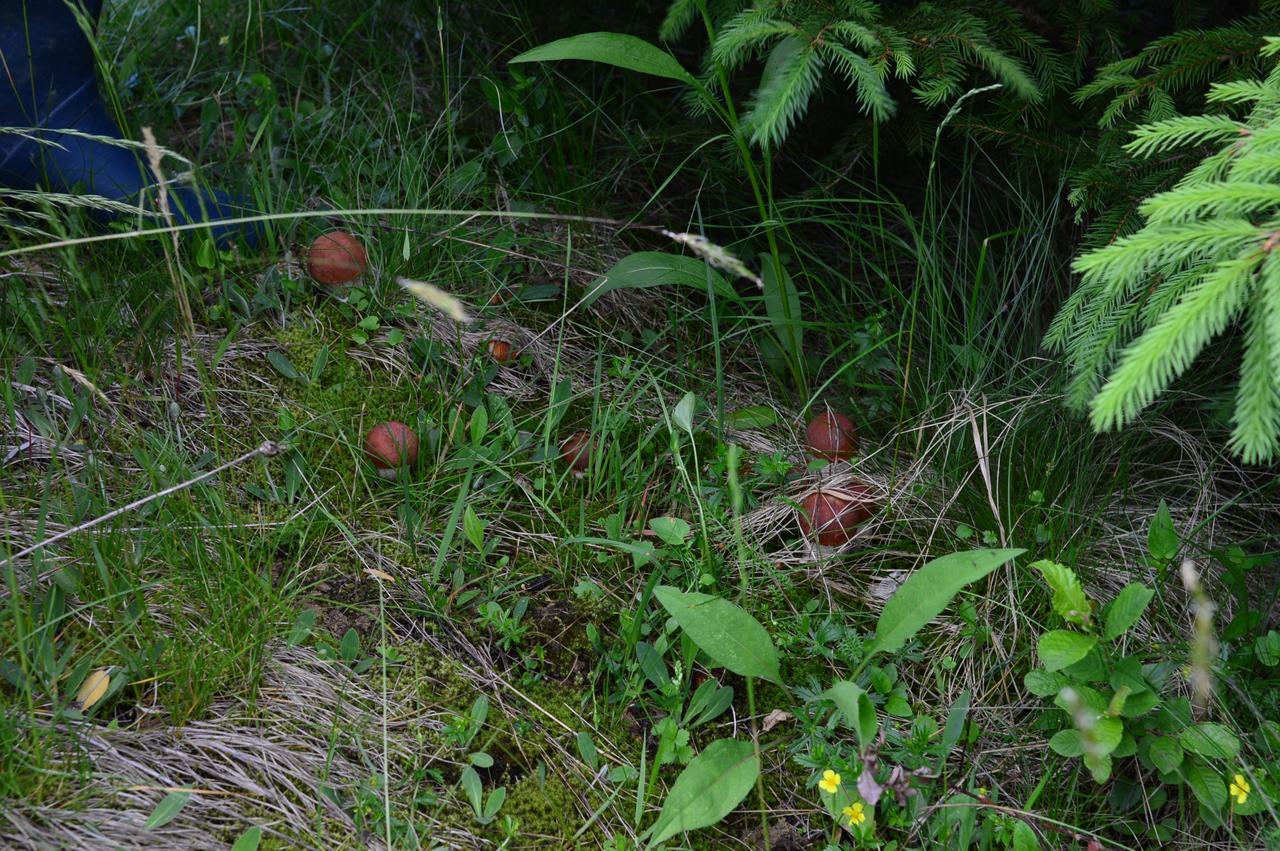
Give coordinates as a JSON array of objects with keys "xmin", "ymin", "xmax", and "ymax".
[
  {"xmin": 76, "ymin": 668, "xmax": 111, "ymax": 710},
  {"xmin": 364, "ymin": 568, "xmax": 396, "ymax": 583}
]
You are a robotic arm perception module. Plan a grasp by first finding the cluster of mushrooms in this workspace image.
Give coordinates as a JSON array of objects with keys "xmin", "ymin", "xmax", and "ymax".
[
  {"xmin": 306, "ymin": 229, "xmax": 872, "ymax": 547},
  {"xmin": 798, "ymin": 410, "xmax": 873, "ymax": 546}
]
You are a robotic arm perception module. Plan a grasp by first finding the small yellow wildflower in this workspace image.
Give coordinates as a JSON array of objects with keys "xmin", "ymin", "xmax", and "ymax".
[
  {"xmin": 842, "ymin": 802, "xmax": 866, "ymax": 826},
  {"xmin": 818, "ymin": 769, "xmax": 842, "ymax": 794},
  {"xmin": 1229, "ymin": 773, "xmax": 1250, "ymax": 806}
]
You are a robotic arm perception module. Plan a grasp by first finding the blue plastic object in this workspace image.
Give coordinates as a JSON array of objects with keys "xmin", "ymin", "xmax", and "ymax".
[{"xmin": 0, "ymin": 0, "xmax": 259, "ymax": 247}]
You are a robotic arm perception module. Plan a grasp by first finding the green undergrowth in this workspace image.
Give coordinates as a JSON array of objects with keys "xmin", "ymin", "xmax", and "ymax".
[{"xmin": 2, "ymin": 1, "xmax": 1278, "ymax": 849}]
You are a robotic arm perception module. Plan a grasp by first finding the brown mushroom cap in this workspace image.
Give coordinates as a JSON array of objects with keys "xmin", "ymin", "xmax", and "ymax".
[
  {"xmin": 364, "ymin": 421, "xmax": 419, "ymax": 478},
  {"xmin": 798, "ymin": 485, "xmax": 873, "ymax": 546},
  {"xmin": 306, "ymin": 230, "xmax": 367, "ymax": 286},
  {"xmin": 560, "ymin": 431, "xmax": 594, "ymax": 473},
  {"xmin": 487, "ymin": 339, "xmax": 515, "ymax": 364},
  {"xmin": 805, "ymin": 410, "xmax": 858, "ymax": 461}
]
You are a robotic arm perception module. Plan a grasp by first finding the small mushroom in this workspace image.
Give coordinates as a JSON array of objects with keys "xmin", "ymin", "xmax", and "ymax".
[
  {"xmin": 487, "ymin": 339, "xmax": 516, "ymax": 364},
  {"xmin": 798, "ymin": 485, "xmax": 873, "ymax": 546},
  {"xmin": 805, "ymin": 409, "xmax": 858, "ymax": 461},
  {"xmin": 364, "ymin": 421, "xmax": 419, "ymax": 480},
  {"xmin": 560, "ymin": 431, "xmax": 594, "ymax": 476},
  {"xmin": 306, "ymin": 230, "xmax": 367, "ymax": 286}
]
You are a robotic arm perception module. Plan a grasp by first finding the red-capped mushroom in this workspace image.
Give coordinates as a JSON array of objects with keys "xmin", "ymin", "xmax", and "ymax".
[
  {"xmin": 805, "ymin": 409, "xmax": 858, "ymax": 461},
  {"xmin": 560, "ymin": 431, "xmax": 593, "ymax": 476},
  {"xmin": 306, "ymin": 230, "xmax": 367, "ymax": 286},
  {"xmin": 487, "ymin": 339, "xmax": 515, "ymax": 364},
  {"xmin": 364, "ymin": 421, "xmax": 419, "ymax": 480},
  {"xmin": 798, "ymin": 485, "xmax": 874, "ymax": 546}
]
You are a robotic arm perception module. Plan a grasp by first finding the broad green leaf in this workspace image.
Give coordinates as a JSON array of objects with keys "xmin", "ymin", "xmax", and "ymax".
[
  {"xmin": 1254, "ymin": 630, "xmax": 1280, "ymax": 666},
  {"xmin": 760, "ymin": 253, "xmax": 803, "ymax": 365},
  {"xmin": 1032, "ymin": 560, "xmax": 1092, "ymax": 626},
  {"xmin": 654, "ymin": 587, "xmax": 781, "ymax": 683},
  {"xmin": 483, "ymin": 787, "xmax": 506, "ymax": 821},
  {"xmin": 1094, "ymin": 717, "xmax": 1124, "ymax": 755},
  {"xmin": 144, "ymin": 791, "xmax": 192, "ymax": 830},
  {"xmin": 580, "ymin": 252, "xmax": 736, "ymax": 309},
  {"xmin": 1012, "ymin": 820, "xmax": 1042, "ymax": 851},
  {"xmin": 636, "ymin": 641, "xmax": 670, "ymax": 689},
  {"xmin": 942, "ymin": 690, "xmax": 970, "ymax": 754},
  {"xmin": 822, "ymin": 681, "xmax": 877, "ymax": 748},
  {"xmin": 1179, "ymin": 723, "xmax": 1241, "ymax": 760},
  {"xmin": 672, "ymin": 392, "xmax": 698, "ymax": 436},
  {"xmin": 196, "ymin": 238, "xmax": 217, "ymax": 269},
  {"xmin": 267, "ymin": 351, "xmax": 305, "ymax": 384},
  {"xmin": 339, "ymin": 628, "xmax": 360, "ymax": 662},
  {"xmin": 576, "ymin": 732, "xmax": 599, "ymax": 771},
  {"xmin": 1103, "ymin": 583, "xmax": 1154, "ymax": 641},
  {"xmin": 510, "ymin": 32, "xmax": 696, "ymax": 86},
  {"xmin": 230, "ymin": 827, "xmax": 262, "ymax": 851},
  {"xmin": 1184, "ymin": 759, "xmax": 1227, "ymax": 814},
  {"xmin": 1084, "ymin": 751, "xmax": 1112, "ymax": 783},
  {"xmin": 1148, "ymin": 500, "xmax": 1178, "ymax": 561},
  {"xmin": 461, "ymin": 766, "xmax": 483, "ymax": 815},
  {"xmin": 1037, "ymin": 630, "xmax": 1098, "ymax": 672},
  {"xmin": 1055, "ymin": 684, "xmax": 1107, "ymax": 716},
  {"xmin": 649, "ymin": 516, "xmax": 691, "ymax": 547},
  {"xmin": 725, "ymin": 405, "xmax": 778, "ymax": 429},
  {"xmin": 644, "ymin": 738, "xmax": 759, "ymax": 848},
  {"xmin": 463, "ymin": 505, "xmax": 486, "ymax": 552},
  {"xmin": 1148, "ymin": 737, "xmax": 1184, "ymax": 773},
  {"xmin": 1049, "ymin": 729, "xmax": 1084, "ymax": 757},
  {"xmin": 286, "ymin": 609, "xmax": 315, "ymax": 646},
  {"xmin": 1023, "ymin": 669, "xmax": 1065, "ymax": 697},
  {"xmin": 869, "ymin": 548, "xmax": 1024, "ymax": 656}
]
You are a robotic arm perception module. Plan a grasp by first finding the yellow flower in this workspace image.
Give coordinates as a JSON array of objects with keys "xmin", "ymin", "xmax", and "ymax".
[
  {"xmin": 818, "ymin": 769, "xmax": 842, "ymax": 794},
  {"xmin": 842, "ymin": 802, "xmax": 866, "ymax": 826},
  {"xmin": 1229, "ymin": 773, "xmax": 1250, "ymax": 806}
]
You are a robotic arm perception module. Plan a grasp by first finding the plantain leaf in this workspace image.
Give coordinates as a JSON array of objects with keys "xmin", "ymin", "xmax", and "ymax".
[
  {"xmin": 870, "ymin": 548, "xmax": 1024, "ymax": 656},
  {"xmin": 654, "ymin": 586, "xmax": 781, "ymax": 683},
  {"xmin": 510, "ymin": 32, "xmax": 697, "ymax": 86},
  {"xmin": 643, "ymin": 738, "xmax": 759, "ymax": 848}
]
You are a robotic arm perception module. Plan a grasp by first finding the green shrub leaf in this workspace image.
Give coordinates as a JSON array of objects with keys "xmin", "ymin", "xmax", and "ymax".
[
  {"xmin": 1094, "ymin": 717, "xmax": 1125, "ymax": 755},
  {"xmin": 1179, "ymin": 723, "xmax": 1241, "ymax": 760},
  {"xmin": 822, "ymin": 681, "xmax": 877, "ymax": 748},
  {"xmin": 510, "ymin": 32, "xmax": 696, "ymax": 85},
  {"xmin": 870, "ymin": 548, "xmax": 1024, "ymax": 656},
  {"xmin": 1148, "ymin": 737, "xmax": 1185, "ymax": 773},
  {"xmin": 654, "ymin": 587, "xmax": 781, "ymax": 683},
  {"xmin": 1103, "ymin": 582, "xmax": 1155, "ymax": 641},
  {"xmin": 1037, "ymin": 630, "xmax": 1099, "ymax": 672},
  {"xmin": 1023, "ymin": 669, "xmax": 1065, "ymax": 697},
  {"xmin": 643, "ymin": 738, "xmax": 759, "ymax": 848},
  {"xmin": 1184, "ymin": 759, "xmax": 1227, "ymax": 814},
  {"xmin": 1033, "ymin": 560, "xmax": 1092, "ymax": 626},
  {"xmin": 1049, "ymin": 729, "xmax": 1084, "ymax": 757}
]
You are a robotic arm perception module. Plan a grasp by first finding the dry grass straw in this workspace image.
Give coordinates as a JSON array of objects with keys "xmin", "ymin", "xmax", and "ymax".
[{"xmin": 0, "ymin": 645, "xmax": 447, "ymax": 850}]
